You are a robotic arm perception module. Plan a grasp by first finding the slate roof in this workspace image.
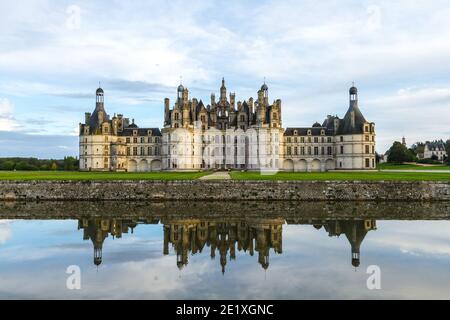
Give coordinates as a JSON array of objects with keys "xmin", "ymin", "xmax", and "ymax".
[
  {"xmin": 336, "ymin": 101, "xmax": 368, "ymax": 135},
  {"xmin": 425, "ymin": 140, "xmax": 446, "ymax": 151}
]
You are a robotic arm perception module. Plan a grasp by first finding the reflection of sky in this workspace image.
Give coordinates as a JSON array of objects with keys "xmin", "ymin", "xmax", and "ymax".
[{"xmin": 1, "ymin": 220, "xmax": 450, "ymax": 299}]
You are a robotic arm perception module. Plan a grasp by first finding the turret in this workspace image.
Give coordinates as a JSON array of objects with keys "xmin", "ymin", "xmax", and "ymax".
[
  {"xmin": 220, "ymin": 78, "xmax": 227, "ymax": 103},
  {"xmin": 192, "ymin": 98, "xmax": 198, "ymax": 121},
  {"xmin": 96, "ymin": 87, "xmax": 104, "ymax": 109},
  {"xmin": 177, "ymin": 83, "xmax": 184, "ymax": 104},
  {"xmin": 85, "ymin": 112, "xmax": 91, "ymax": 125},
  {"xmin": 164, "ymin": 98, "xmax": 170, "ymax": 125},
  {"xmin": 261, "ymin": 81, "xmax": 269, "ymax": 105},
  {"xmin": 230, "ymin": 93, "xmax": 235, "ymax": 110},
  {"xmin": 112, "ymin": 115, "xmax": 118, "ymax": 135}
]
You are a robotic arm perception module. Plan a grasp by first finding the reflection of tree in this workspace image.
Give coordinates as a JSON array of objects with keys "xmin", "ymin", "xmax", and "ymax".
[{"xmin": 78, "ymin": 217, "xmax": 376, "ymax": 270}]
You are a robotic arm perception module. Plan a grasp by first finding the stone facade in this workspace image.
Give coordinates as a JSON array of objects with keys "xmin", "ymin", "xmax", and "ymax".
[
  {"xmin": 1, "ymin": 180, "xmax": 449, "ymax": 201},
  {"xmin": 79, "ymin": 80, "xmax": 376, "ymax": 172}
]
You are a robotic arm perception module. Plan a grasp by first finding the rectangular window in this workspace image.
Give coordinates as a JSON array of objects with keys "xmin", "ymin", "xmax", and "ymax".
[
  {"xmin": 126, "ymin": 138, "xmax": 130, "ymax": 143},
  {"xmin": 294, "ymin": 147, "xmax": 298, "ymax": 155},
  {"xmin": 314, "ymin": 137, "xmax": 318, "ymax": 143},
  {"xmin": 133, "ymin": 147, "xmax": 137, "ymax": 156},
  {"xmin": 301, "ymin": 147, "xmax": 305, "ymax": 155},
  {"xmin": 340, "ymin": 146, "xmax": 344, "ymax": 154},
  {"xmin": 301, "ymin": 137, "xmax": 305, "ymax": 143},
  {"xmin": 126, "ymin": 147, "xmax": 130, "ymax": 156},
  {"xmin": 365, "ymin": 145, "xmax": 370, "ymax": 154},
  {"xmin": 365, "ymin": 158, "xmax": 370, "ymax": 168},
  {"xmin": 365, "ymin": 135, "xmax": 370, "ymax": 142},
  {"xmin": 314, "ymin": 147, "xmax": 319, "ymax": 155},
  {"xmin": 133, "ymin": 138, "xmax": 137, "ymax": 144}
]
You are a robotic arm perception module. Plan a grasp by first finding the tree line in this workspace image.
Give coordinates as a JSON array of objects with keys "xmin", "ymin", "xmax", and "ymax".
[
  {"xmin": 0, "ymin": 157, "xmax": 79, "ymax": 171},
  {"xmin": 385, "ymin": 139, "xmax": 450, "ymax": 164}
]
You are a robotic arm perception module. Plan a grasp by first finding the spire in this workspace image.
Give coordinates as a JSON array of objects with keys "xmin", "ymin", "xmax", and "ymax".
[
  {"xmin": 220, "ymin": 77, "xmax": 227, "ymax": 102},
  {"xmin": 261, "ymin": 78, "xmax": 268, "ymax": 91}
]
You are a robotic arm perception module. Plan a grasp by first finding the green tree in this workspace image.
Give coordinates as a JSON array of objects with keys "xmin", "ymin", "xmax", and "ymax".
[
  {"xmin": 387, "ymin": 141, "xmax": 415, "ymax": 163},
  {"xmin": 411, "ymin": 142, "xmax": 425, "ymax": 156},
  {"xmin": 15, "ymin": 161, "xmax": 38, "ymax": 171},
  {"xmin": 0, "ymin": 160, "xmax": 16, "ymax": 170},
  {"xmin": 51, "ymin": 162, "xmax": 58, "ymax": 171},
  {"xmin": 63, "ymin": 156, "xmax": 78, "ymax": 171},
  {"xmin": 445, "ymin": 139, "xmax": 450, "ymax": 163}
]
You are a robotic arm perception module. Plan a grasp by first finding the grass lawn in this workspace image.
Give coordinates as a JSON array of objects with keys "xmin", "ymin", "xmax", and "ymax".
[
  {"xmin": 230, "ymin": 171, "xmax": 450, "ymax": 181},
  {"xmin": 0, "ymin": 171, "xmax": 209, "ymax": 181},
  {"xmin": 377, "ymin": 163, "xmax": 450, "ymax": 170},
  {"xmin": 0, "ymin": 170, "xmax": 449, "ymax": 182}
]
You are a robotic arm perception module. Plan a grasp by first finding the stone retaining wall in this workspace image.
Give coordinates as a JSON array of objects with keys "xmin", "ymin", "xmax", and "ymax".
[{"xmin": 0, "ymin": 180, "xmax": 449, "ymax": 201}]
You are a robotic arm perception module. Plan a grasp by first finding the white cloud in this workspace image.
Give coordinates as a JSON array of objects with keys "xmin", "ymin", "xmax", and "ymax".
[
  {"xmin": 0, "ymin": 98, "xmax": 21, "ymax": 132},
  {"xmin": 0, "ymin": 221, "xmax": 12, "ymax": 245},
  {"xmin": 0, "ymin": 1, "xmax": 450, "ymax": 156}
]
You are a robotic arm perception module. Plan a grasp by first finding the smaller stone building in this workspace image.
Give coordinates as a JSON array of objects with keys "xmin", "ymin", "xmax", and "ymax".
[{"xmin": 423, "ymin": 140, "xmax": 447, "ymax": 162}]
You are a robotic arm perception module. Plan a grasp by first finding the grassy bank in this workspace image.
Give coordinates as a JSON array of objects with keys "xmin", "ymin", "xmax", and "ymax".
[
  {"xmin": 230, "ymin": 171, "xmax": 450, "ymax": 181},
  {"xmin": 0, "ymin": 170, "xmax": 449, "ymax": 181},
  {"xmin": 0, "ymin": 171, "xmax": 209, "ymax": 181},
  {"xmin": 377, "ymin": 163, "xmax": 450, "ymax": 170}
]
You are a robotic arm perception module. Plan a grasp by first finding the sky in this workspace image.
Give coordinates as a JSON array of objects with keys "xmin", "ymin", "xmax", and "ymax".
[{"xmin": 0, "ymin": 0, "xmax": 450, "ymax": 158}]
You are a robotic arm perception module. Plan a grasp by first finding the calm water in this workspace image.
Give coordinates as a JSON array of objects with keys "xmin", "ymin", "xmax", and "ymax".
[{"xmin": 0, "ymin": 201, "xmax": 450, "ymax": 299}]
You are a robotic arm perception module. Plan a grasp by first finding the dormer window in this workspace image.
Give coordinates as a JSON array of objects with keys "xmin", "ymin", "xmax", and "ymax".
[
  {"xmin": 307, "ymin": 130, "xmax": 311, "ymax": 136},
  {"xmin": 321, "ymin": 130, "xmax": 325, "ymax": 136},
  {"xmin": 148, "ymin": 130, "xmax": 153, "ymax": 136},
  {"xmin": 294, "ymin": 130, "xmax": 298, "ymax": 136},
  {"xmin": 133, "ymin": 130, "xmax": 138, "ymax": 136}
]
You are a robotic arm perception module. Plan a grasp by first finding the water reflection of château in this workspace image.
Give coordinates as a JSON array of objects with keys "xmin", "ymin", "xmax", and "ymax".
[{"xmin": 78, "ymin": 217, "xmax": 376, "ymax": 270}]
